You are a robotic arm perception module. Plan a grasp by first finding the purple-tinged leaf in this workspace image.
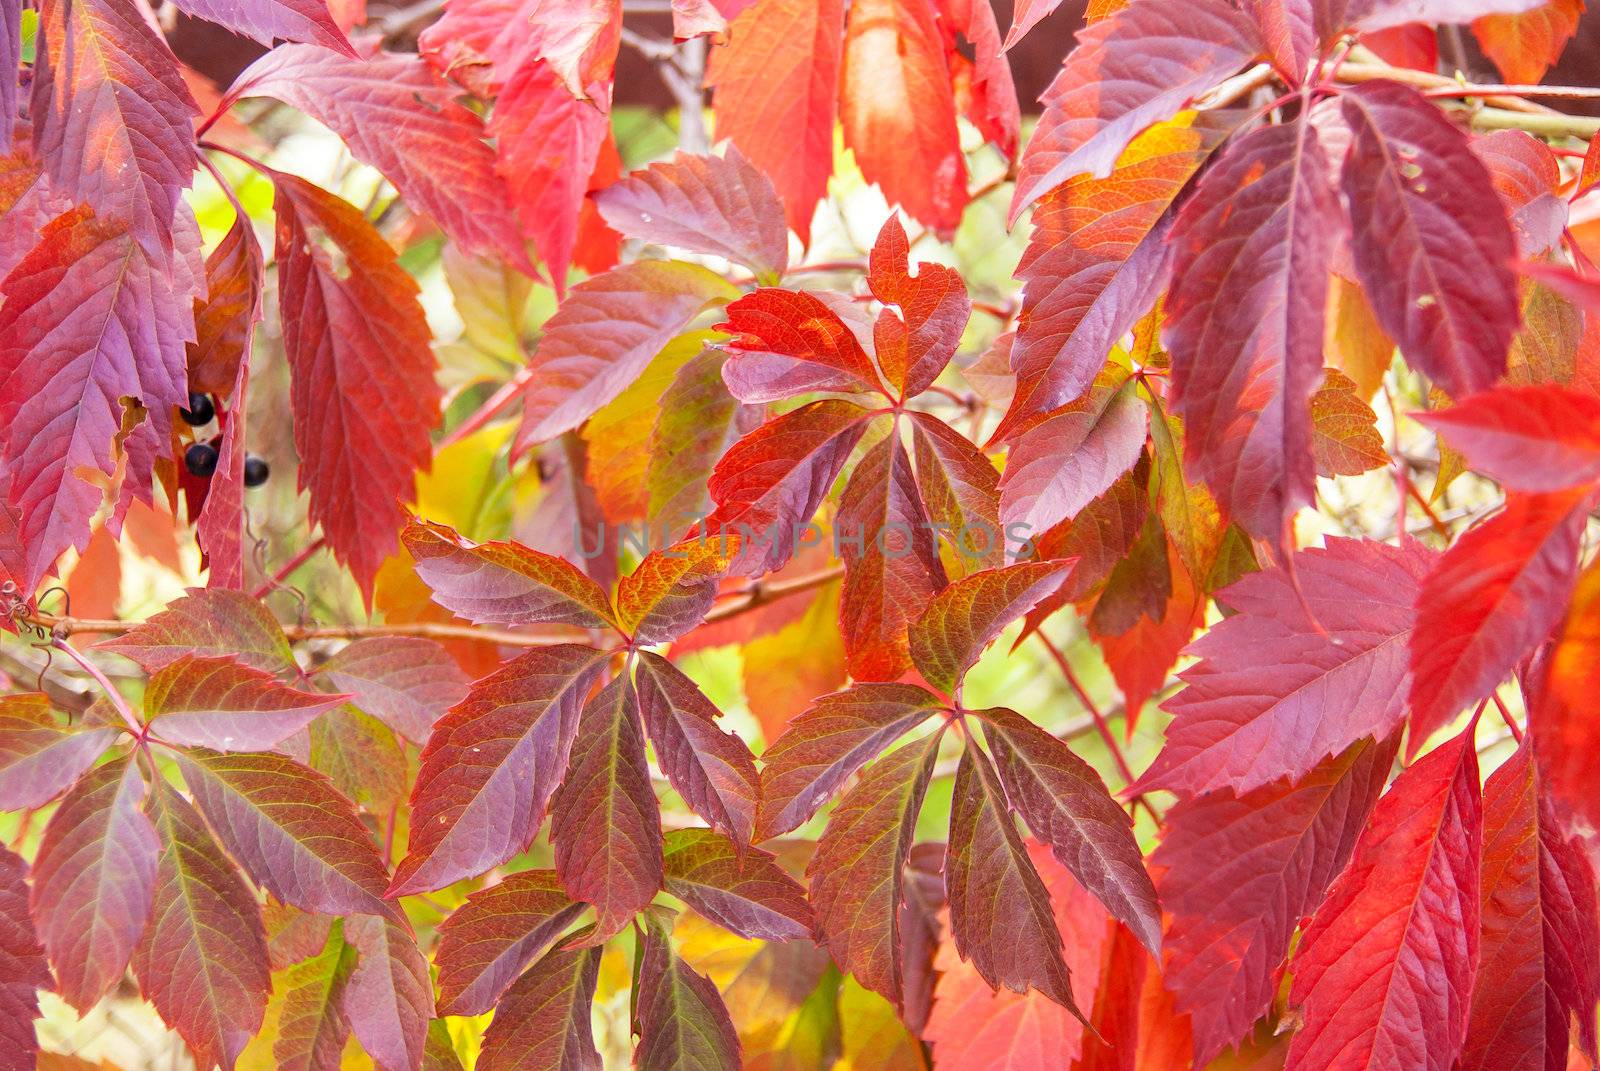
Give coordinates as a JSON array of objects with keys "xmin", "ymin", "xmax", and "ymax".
[
  {"xmin": 342, "ymin": 914, "xmax": 433, "ymax": 1071},
  {"xmin": 0, "ymin": 845, "xmax": 49, "ymax": 1071},
  {"xmin": 30, "ymin": 757, "xmax": 157, "ymax": 1010},
  {"xmin": 615, "ymin": 542, "xmax": 735, "ymax": 645},
  {"xmin": 435, "ymin": 869, "xmax": 585, "ymax": 1016},
  {"xmin": 313, "ymin": 636, "xmax": 470, "ymax": 745},
  {"xmin": 662, "ymin": 828, "xmax": 813, "ymax": 941},
  {"xmin": 635, "ymin": 915, "xmax": 742, "ymax": 1071},
  {"xmin": 757, "ymin": 682, "xmax": 944, "ymax": 840},
  {"xmin": 390, "ymin": 644, "xmax": 608, "ymax": 896},
  {"xmin": 635, "ymin": 652, "xmax": 759, "ymax": 847},
  {"xmin": 909, "ymin": 561, "xmax": 1072, "ymax": 696},
  {"xmin": 1474, "ymin": 129, "xmax": 1566, "ymax": 258},
  {"xmin": 1344, "ymin": 0, "xmax": 1546, "ymax": 33},
  {"xmin": 144, "ymin": 654, "xmax": 347, "ymax": 752},
  {"xmin": 176, "ymin": 749, "xmax": 397, "ymax": 919},
  {"xmin": 647, "ymin": 348, "xmax": 759, "ymax": 539},
  {"xmin": 908, "ymin": 411, "xmax": 1005, "ymax": 571},
  {"xmin": 168, "ymin": 0, "xmax": 355, "ymax": 55},
  {"xmin": 476, "ymin": 944, "xmax": 601, "ymax": 1071},
  {"xmin": 0, "ymin": 692, "xmax": 115, "ymax": 810},
  {"xmin": 550, "ymin": 674, "xmax": 663, "ymax": 941},
  {"xmin": 95, "ymin": 587, "xmax": 294, "ymax": 673},
  {"xmin": 717, "ymin": 288, "xmax": 887, "ymax": 403}
]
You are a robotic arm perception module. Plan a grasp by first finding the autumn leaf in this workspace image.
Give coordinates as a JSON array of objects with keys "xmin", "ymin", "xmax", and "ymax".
[
  {"xmin": 434, "ymin": 869, "xmax": 585, "ymax": 1016},
  {"xmin": 1416, "ymin": 383, "xmax": 1600, "ymax": 493},
  {"xmin": 142, "ymin": 654, "xmax": 347, "ymax": 752},
  {"xmin": 717, "ymin": 288, "xmax": 887, "ymax": 402},
  {"xmin": 96, "ymin": 588, "xmax": 295, "ymax": 673},
  {"xmin": 0, "ymin": 693, "xmax": 116, "ymax": 810},
  {"xmin": 1533, "ymin": 557, "xmax": 1600, "ymax": 829},
  {"xmin": 0, "ymin": 846, "xmax": 50, "ymax": 1070},
  {"xmin": 168, "ymin": 0, "xmax": 356, "ymax": 55},
  {"xmin": 635, "ymin": 915, "xmax": 743, "ymax": 1071},
  {"xmin": 662, "ymin": 828, "xmax": 814, "ymax": 941},
  {"xmin": 867, "ymin": 216, "xmax": 970, "ymax": 399},
  {"xmin": 908, "ymin": 560, "xmax": 1072, "ymax": 696},
  {"xmin": 1472, "ymin": 0, "xmax": 1582, "ymax": 83},
  {"xmin": 312, "ymin": 636, "xmax": 470, "ymax": 745},
  {"xmin": 476, "ymin": 944, "xmax": 602, "ymax": 1071},
  {"xmin": 341, "ymin": 914, "xmax": 433, "ymax": 1071}
]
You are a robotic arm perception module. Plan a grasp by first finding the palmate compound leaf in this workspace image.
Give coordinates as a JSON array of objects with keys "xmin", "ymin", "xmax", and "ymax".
[
  {"xmin": 705, "ymin": 399, "xmax": 873, "ymax": 576},
  {"xmin": 434, "ymin": 869, "xmax": 586, "ymax": 1016},
  {"xmin": 514, "ymin": 260, "xmax": 740, "ymax": 449},
  {"xmin": 998, "ymin": 113, "xmax": 1234, "ymax": 441},
  {"xmin": 1409, "ymin": 490, "xmax": 1588, "ymax": 748},
  {"xmin": 0, "ymin": 692, "xmax": 115, "ymax": 810},
  {"xmin": 270, "ymin": 171, "xmax": 441, "ymax": 597},
  {"xmin": 1460, "ymin": 737, "xmax": 1600, "ymax": 1071},
  {"xmin": 866, "ymin": 215, "xmax": 969, "ymax": 401},
  {"xmin": 31, "ymin": 0, "xmax": 198, "ymax": 252},
  {"xmin": 635, "ymin": 652, "xmax": 760, "ymax": 848},
  {"xmin": 662, "ymin": 828, "xmax": 813, "ymax": 941},
  {"xmin": 756, "ymin": 682, "xmax": 945, "ymax": 841},
  {"xmin": 946, "ymin": 740, "xmax": 1080, "ymax": 1014},
  {"xmin": 634, "ymin": 914, "xmax": 742, "ymax": 1071},
  {"xmin": 223, "ymin": 44, "xmax": 528, "ymax": 270},
  {"xmin": 0, "ymin": 206, "xmax": 194, "ymax": 593},
  {"xmin": 175, "ymin": 748, "xmax": 397, "ymax": 920},
  {"xmin": 975, "ymin": 706, "xmax": 1163, "ymax": 957},
  {"xmin": 908, "ymin": 560, "xmax": 1073, "ymax": 696},
  {"xmin": 1152, "ymin": 735, "xmax": 1398, "ymax": 1065},
  {"xmin": 1416, "ymin": 384, "xmax": 1600, "ymax": 493},
  {"xmin": 95, "ymin": 587, "xmax": 295, "ymax": 673},
  {"xmin": 592, "ymin": 146, "xmax": 789, "ymax": 282},
  {"xmin": 342, "ymin": 913, "xmax": 433, "ymax": 1071},
  {"xmin": 390, "ymin": 644, "xmax": 609, "ymax": 896},
  {"xmin": 1166, "ymin": 117, "xmax": 1340, "ymax": 543},
  {"xmin": 1008, "ymin": 0, "xmax": 1263, "ymax": 219},
  {"xmin": 707, "ymin": 0, "xmax": 844, "ymax": 244},
  {"xmin": 142, "ymin": 654, "xmax": 347, "ymax": 752},
  {"xmin": 808, "ymin": 727, "xmax": 945, "ymax": 1009},
  {"xmin": 133, "ymin": 777, "xmax": 270, "ymax": 1071},
  {"xmin": 549, "ymin": 673, "xmax": 664, "ymax": 942},
  {"xmin": 716, "ymin": 288, "xmax": 887, "ymax": 403},
  {"xmin": 0, "ymin": 845, "xmax": 50, "ymax": 1071},
  {"xmin": 29, "ymin": 757, "xmax": 157, "ymax": 1011},
  {"xmin": 402, "ymin": 517, "xmax": 617, "ymax": 630},
  {"xmin": 476, "ymin": 942, "xmax": 602, "ymax": 1071},
  {"xmin": 1286, "ymin": 724, "xmax": 1483, "ymax": 1071},
  {"xmin": 1339, "ymin": 80, "xmax": 1520, "ymax": 398},
  {"xmin": 311, "ymin": 636, "xmax": 471, "ymax": 745},
  {"xmin": 1135, "ymin": 537, "xmax": 1433, "ymax": 796}
]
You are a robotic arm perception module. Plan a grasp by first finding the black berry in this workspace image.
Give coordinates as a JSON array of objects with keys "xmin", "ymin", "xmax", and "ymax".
[
  {"xmin": 179, "ymin": 392, "xmax": 215, "ymax": 426},
  {"xmin": 243, "ymin": 455, "xmax": 270, "ymax": 488},
  {"xmin": 184, "ymin": 441, "xmax": 219, "ymax": 478}
]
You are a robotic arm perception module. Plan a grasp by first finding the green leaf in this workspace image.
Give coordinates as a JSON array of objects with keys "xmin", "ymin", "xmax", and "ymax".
[{"xmin": 635, "ymin": 915, "xmax": 742, "ymax": 1071}]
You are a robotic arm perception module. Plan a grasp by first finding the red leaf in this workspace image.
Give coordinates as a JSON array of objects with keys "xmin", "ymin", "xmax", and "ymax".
[
  {"xmin": 0, "ymin": 207, "xmax": 194, "ymax": 591},
  {"xmin": 402, "ymin": 518, "xmax": 617, "ymax": 630},
  {"xmin": 908, "ymin": 411, "xmax": 1004, "ymax": 570},
  {"xmin": 96, "ymin": 587, "xmax": 294, "ymax": 673},
  {"xmin": 1001, "ymin": 116, "xmax": 1231, "ymax": 441},
  {"xmin": 1286, "ymin": 726, "xmax": 1483, "ymax": 1071},
  {"xmin": 488, "ymin": 58, "xmax": 609, "ymax": 292},
  {"xmin": 717, "ymin": 288, "xmax": 886, "ymax": 403},
  {"xmin": 593, "ymin": 147, "xmax": 789, "ymax": 281},
  {"xmin": 224, "ymin": 45, "xmax": 529, "ymax": 269},
  {"xmin": 549, "ymin": 673, "xmax": 663, "ymax": 941},
  {"xmin": 342, "ymin": 914, "xmax": 433, "ymax": 1071},
  {"xmin": 1339, "ymin": 80, "xmax": 1519, "ymax": 397},
  {"xmin": 866, "ymin": 216, "xmax": 970, "ymax": 398},
  {"xmin": 1137, "ymin": 538, "xmax": 1432, "ymax": 796},
  {"xmin": 1534, "ymin": 558, "xmax": 1600, "ymax": 829},
  {"xmin": 434, "ymin": 869, "xmax": 585, "ymax": 1016},
  {"xmin": 705, "ymin": 399, "xmax": 872, "ymax": 576},
  {"xmin": 976, "ymin": 706, "xmax": 1162, "ymax": 956},
  {"xmin": 1409, "ymin": 491, "xmax": 1587, "ymax": 747},
  {"xmin": 947, "ymin": 742, "xmax": 1080, "ymax": 1011},
  {"xmin": 196, "ymin": 355, "xmax": 251, "ymax": 591},
  {"xmin": 661, "ymin": 828, "xmax": 813, "ymax": 941},
  {"xmin": 1472, "ymin": 0, "xmax": 1582, "ymax": 83},
  {"xmin": 390, "ymin": 644, "xmax": 608, "ymax": 896},
  {"xmin": 908, "ymin": 560, "xmax": 1072, "ymax": 696},
  {"xmin": 187, "ymin": 207, "xmax": 263, "ymax": 399},
  {"xmin": 837, "ymin": 434, "xmax": 948, "ymax": 681},
  {"xmin": 998, "ymin": 369, "xmax": 1148, "ymax": 539},
  {"xmin": 168, "ymin": 0, "xmax": 355, "ymax": 55},
  {"xmin": 30, "ymin": 757, "xmax": 157, "ymax": 1010},
  {"xmin": 1416, "ymin": 384, "xmax": 1600, "ymax": 493},
  {"xmin": 176, "ymin": 749, "xmax": 396, "ymax": 919},
  {"xmin": 514, "ymin": 260, "xmax": 739, "ymax": 448},
  {"xmin": 808, "ymin": 728, "xmax": 944, "ymax": 1008},
  {"xmin": 1009, "ymin": 0, "xmax": 1261, "ymax": 218},
  {"xmin": 143, "ymin": 654, "xmax": 346, "ymax": 752},
  {"xmin": 1153, "ymin": 736, "xmax": 1397, "ymax": 1064},
  {"xmin": 132, "ymin": 778, "xmax": 270, "ymax": 1071},
  {"xmin": 0, "ymin": 692, "xmax": 115, "ymax": 810},
  {"xmin": 756, "ymin": 682, "xmax": 944, "ymax": 840},
  {"xmin": 635, "ymin": 652, "xmax": 759, "ymax": 847},
  {"xmin": 31, "ymin": 0, "xmax": 198, "ymax": 251},
  {"xmin": 0, "ymin": 845, "xmax": 49, "ymax": 1069},
  {"xmin": 616, "ymin": 543, "xmax": 734, "ymax": 645},
  {"xmin": 475, "ymin": 944, "xmax": 601, "ymax": 1070},
  {"xmin": 933, "ymin": 0, "xmax": 1019, "ymax": 157},
  {"xmin": 1461, "ymin": 738, "xmax": 1600, "ymax": 1071},
  {"xmin": 1474, "ymin": 129, "xmax": 1566, "ymax": 258},
  {"xmin": 312, "ymin": 636, "xmax": 470, "ymax": 745},
  {"xmin": 1167, "ymin": 118, "xmax": 1340, "ymax": 542},
  {"xmin": 635, "ymin": 915, "xmax": 742, "ymax": 1071},
  {"xmin": 840, "ymin": 0, "xmax": 967, "ymax": 236},
  {"xmin": 271, "ymin": 172, "xmax": 440, "ymax": 596},
  {"xmin": 707, "ymin": 0, "xmax": 843, "ymax": 244}
]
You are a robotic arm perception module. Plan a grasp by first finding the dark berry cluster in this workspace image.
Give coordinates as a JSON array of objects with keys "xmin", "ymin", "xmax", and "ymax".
[{"xmin": 180, "ymin": 393, "xmax": 270, "ymax": 488}]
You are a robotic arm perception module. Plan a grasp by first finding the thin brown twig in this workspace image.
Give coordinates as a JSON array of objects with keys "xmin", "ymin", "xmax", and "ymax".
[{"xmin": 701, "ymin": 565, "xmax": 844, "ymax": 624}]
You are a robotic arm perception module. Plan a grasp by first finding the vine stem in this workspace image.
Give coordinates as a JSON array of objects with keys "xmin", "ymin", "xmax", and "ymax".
[
  {"xmin": 1033, "ymin": 631, "xmax": 1137, "ymax": 787},
  {"xmin": 52, "ymin": 637, "xmax": 146, "ymax": 741},
  {"xmin": 1491, "ymin": 692, "xmax": 1525, "ymax": 743}
]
